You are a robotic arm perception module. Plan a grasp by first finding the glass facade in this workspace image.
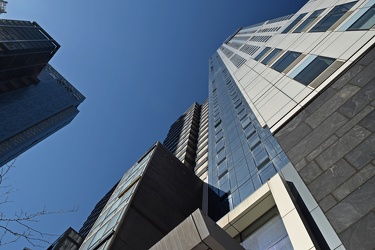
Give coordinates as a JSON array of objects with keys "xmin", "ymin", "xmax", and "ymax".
[
  {"xmin": 207, "ymin": 53, "xmax": 290, "ymax": 220},
  {"xmin": 310, "ymin": 2, "xmax": 357, "ymax": 32},
  {"xmin": 293, "ymin": 9, "xmax": 325, "ymax": 33},
  {"xmin": 348, "ymin": 4, "xmax": 375, "ymax": 30},
  {"xmin": 79, "ymin": 147, "xmax": 154, "ymax": 250},
  {"xmin": 0, "ymin": 64, "xmax": 85, "ymax": 166},
  {"xmin": 271, "ymin": 51, "xmax": 301, "ymax": 72},
  {"xmin": 294, "ymin": 56, "xmax": 335, "ymax": 85},
  {"xmin": 0, "ymin": 19, "xmax": 60, "ymax": 92}
]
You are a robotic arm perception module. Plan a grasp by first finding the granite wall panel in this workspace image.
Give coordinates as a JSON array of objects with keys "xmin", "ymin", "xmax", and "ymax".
[{"xmin": 275, "ymin": 45, "xmax": 375, "ymax": 250}]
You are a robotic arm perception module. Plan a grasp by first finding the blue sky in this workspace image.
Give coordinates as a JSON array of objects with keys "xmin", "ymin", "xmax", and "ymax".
[{"xmin": 2, "ymin": 0, "xmax": 306, "ymax": 248}]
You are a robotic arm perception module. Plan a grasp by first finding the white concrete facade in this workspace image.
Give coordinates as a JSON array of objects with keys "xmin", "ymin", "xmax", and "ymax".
[{"xmin": 218, "ymin": 0, "xmax": 375, "ymax": 132}]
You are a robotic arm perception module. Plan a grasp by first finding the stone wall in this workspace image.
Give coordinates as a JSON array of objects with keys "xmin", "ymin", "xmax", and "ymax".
[{"xmin": 275, "ymin": 46, "xmax": 375, "ymax": 250}]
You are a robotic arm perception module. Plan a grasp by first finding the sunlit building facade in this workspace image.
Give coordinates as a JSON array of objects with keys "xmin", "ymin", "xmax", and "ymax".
[
  {"xmin": 157, "ymin": 0, "xmax": 375, "ymax": 249},
  {"xmin": 54, "ymin": 0, "xmax": 375, "ymax": 249}
]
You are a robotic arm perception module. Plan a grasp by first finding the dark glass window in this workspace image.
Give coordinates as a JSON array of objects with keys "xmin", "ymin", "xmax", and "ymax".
[
  {"xmin": 293, "ymin": 9, "xmax": 325, "ymax": 33},
  {"xmin": 281, "ymin": 13, "xmax": 307, "ymax": 33},
  {"xmin": 294, "ymin": 56, "xmax": 335, "ymax": 85},
  {"xmin": 310, "ymin": 2, "xmax": 357, "ymax": 32},
  {"xmin": 261, "ymin": 49, "xmax": 282, "ymax": 65},
  {"xmin": 271, "ymin": 51, "xmax": 301, "ymax": 72},
  {"xmin": 254, "ymin": 47, "xmax": 270, "ymax": 61},
  {"xmin": 348, "ymin": 4, "xmax": 375, "ymax": 30}
]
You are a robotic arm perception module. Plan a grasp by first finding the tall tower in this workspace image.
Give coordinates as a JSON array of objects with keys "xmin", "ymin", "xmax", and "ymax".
[
  {"xmin": 163, "ymin": 102, "xmax": 202, "ymax": 170},
  {"xmin": 0, "ymin": 19, "xmax": 60, "ymax": 93},
  {"xmin": 0, "ymin": 19, "xmax": 84, "ymax": 167},
  {"xmin": 204, "ymin": 0, "xmax": 375, "ymax": 249},
  {"xmin": 0, "ymin": 0, "xmax": 7, "ymax": 14},
  {"xmin": 0, "ymin": 64, "xmax": 85, "ymax": 167},
  {"xmin": 51, "ymin": 0, "xmax": 375, "ymax": 249},
  {"xmin": 78, "ymin": 142, "xmax": 203, "ymax": 250}
]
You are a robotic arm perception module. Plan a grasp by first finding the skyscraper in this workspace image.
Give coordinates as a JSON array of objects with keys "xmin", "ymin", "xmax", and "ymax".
[
  {"xmin": 163, "ymin": 102, "xmax": 202, "ymax": 170},
  {"xmin": 0, "ymin": 64, "xmax": 85, "ymax": 167},
  {"xmin": 0, "ymin": 19, "xmax": 60, "ymax": 93},
  {"xmin": 0, "ymin": 0, "xmax": 7, "ymax": 14},
  {"xmin": 0, "ymin": 19, "xmax": 85, "ymax": 167},
  {"xmin": 54, "ymin": 0, "xmax": 375, "ymax": 249},
  {"xmin": 78, "ymin": 142, "xmax": 203, "ymax": 250},
  {"xmin": 157, "ymin": 0, "xmax": 375, "ymax": 249}
]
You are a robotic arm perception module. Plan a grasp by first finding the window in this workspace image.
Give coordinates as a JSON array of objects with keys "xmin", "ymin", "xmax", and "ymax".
[
  {"xmin": 254, "ymin": 47, "xmax": 270, "ymax": 61},
  {"xmin": 271, "ymin": 51, "xmax": 301, "ymax": 72},
  {"xmin": 348, "ymin": 4, "xmax": 375, "ymax": 30},
  {"xmin": 294, "ymin": 56, "xmax": 335, "ymax": 85},
  {"xmin": 241, "ymin": 208, "xmax": 293, "ymax": 250},
  {"xmin": 293, "ymin": 9, "xmax": 325, "ymax": 33},
  {"xmin": 310, "ymin": 2, "xmax": 357, "ymax": 32},
  {"xmin": 230, "ymin": 54, "xmax": 247, "ymax": 68},
  {"xmin": 261, "ymin": 48, "xmax": 282, "ymax": 65},
  {"xmin": 281, "ymin": 13, "xmax": 307, "ymax": 33}
]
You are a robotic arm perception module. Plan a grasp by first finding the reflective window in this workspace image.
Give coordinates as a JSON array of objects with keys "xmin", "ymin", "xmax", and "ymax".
[
  {"xmin": 281, "ymin": 13, "xmax": 307, "ymax": 33},
  {"xmin": 348, "ymin": 4, "xmax": 375, "ymax": 30},
  {"xmin": 241, "ymin": 212, "xmax": 293, "ymax": 250},
  {"xmin": 261, "ymin": 49, "xmax": 282, "ymax": 65},
  {"xmin": 294, "ymin": 56, "xmax": 335, "ymax": 85},
  {"xmin": 271, "ymin": 51, "xmax": 301, "ymax": 72},
  {"xmin": 310, "ymin": 2, "xmax": 357, "ymax": 32},
  {"xmin": 293, "ymin": 9, "xmax": 325, "ymax": 33},
  {"xmin": 254, "ymin": 47, "xmax": 271, "ymax": 61}
]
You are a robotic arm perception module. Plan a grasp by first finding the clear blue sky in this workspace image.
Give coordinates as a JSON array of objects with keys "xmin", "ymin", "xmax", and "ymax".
[{"xmin": 2, "ymin": 0, "xmax": 306, "ymax": 248}]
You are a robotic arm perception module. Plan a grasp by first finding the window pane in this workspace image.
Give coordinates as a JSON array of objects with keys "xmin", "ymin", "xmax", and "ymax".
[
  {"xmin": 241, "ymin": 215, "xmax": 293, "ymax": 250},
  {"xmin": 294, "ymin": 56, "xmax": 335, "ymax": 85},
  {"xmin": 348, "ymin": 5, "xmax": 375, "ymax": 30},
  {"xmin": 293, "ymin": 9, "xmax": 325, "ymax": 33},
  {"xmin": 261, "ymin": 49, "xmax": 282, "ymax": 65},
  {"xmin": 310, "ymin": 2, "xmax": 357, "ymax": 32},
  {"xmin": 254, "ymin": 47, "xmax": 270, "ymax": 61},
  {"xmin": 281, "ymin": 13, "xmax": 307, "ymax": 33},
  {"xmin": 271, "ymin": 51, "xmax": 301, "ymax": 72}
]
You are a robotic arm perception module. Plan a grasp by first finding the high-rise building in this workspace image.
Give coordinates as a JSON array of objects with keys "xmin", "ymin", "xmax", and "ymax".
[
  {"xmin": 0, "ymin": 0, "xmax": 7, "ymax": 14},
  {"xmin": 0, "ymin": 19, "xmax": 83, "ymax": 167},
  {"xmin": 163, "ymin": 100, "xmax": 209, "ymax": 180},
  {"xmin": 79, "ymin": 182, "xmax": 119, "ymax": 239},
  {"xmin": 0, "ymin": 64, "xmax": 85, "ymax": 167},
  {"xmin": 156, "ymin": 0, "xmax": 375, "ymax": 249},
  {"xmin": 0, "ymin": 19, "xmax": 60, "ymax": 93},
  {"xmin": 54, "ymin": 0, "xmax": 375, "ymax": 249},
  {"xmin": 163, "ymin": 102, "xmax": 202, "ymax": 170},
  {"xmin": 78, "ymin": 142, "xmax": 203, "ymax": 249}
]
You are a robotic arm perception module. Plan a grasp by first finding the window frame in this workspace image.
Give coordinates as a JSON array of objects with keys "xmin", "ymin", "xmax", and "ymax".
[{"xmin": 310, "ymin": 1, "xmax": 357, "ymax": 32}]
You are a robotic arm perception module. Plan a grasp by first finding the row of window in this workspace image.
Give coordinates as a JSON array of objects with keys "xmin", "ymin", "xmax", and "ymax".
[
  {"xmin": 283, "ymin": 1, "xmax": 375, "ymax": 34},
  {"xmin": 254, "ymin": 46, "xmax": 335, "ymax": 86},
  {"xmin": 240, "ymin": 44, "xmax": 260, "ymax": 56},
  {"xmin": 249, "ymin": 35, "xmax": 272, "ymax": 43},
  {"xmin": 0, "ymin": 19, "xmax": 34, "ymax": 27},
  {"xmin": 231, "ymin": 35, "xmax": 251, "ymax": 41},
  {"xmin": 208, "ymin": 56, "xmax": 291, "ymax": 218},
  {"xmin": 257, "ymin": 26, "xmax": 281, "ymax": 33},
  {"xmin": 227, "ymin": 41, "xmax": 243, "ymax": 50},
  {"xmin": 230, "ymin": 54, "xmax": 247, "ymax": 68},
  {"xmin": 0, "ymin": 26, "xmax": 49, "ymax": 42},
  {"xmin": 266, "ymin": 14, "xmax": 294, "ymax": 24},
  {"xmin": 220, "ymin": 46, "xmax": 234, "ymax": 59}
]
